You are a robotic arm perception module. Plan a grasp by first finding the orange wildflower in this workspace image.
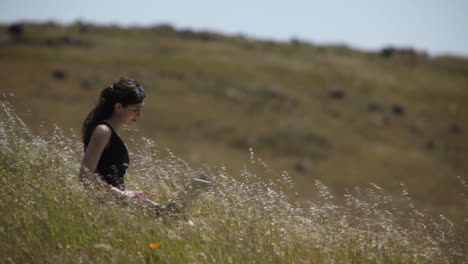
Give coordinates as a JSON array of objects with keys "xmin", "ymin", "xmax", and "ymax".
[
  {"xmin": 149, "ymin": 243, "xmax": 160, "ymax": 249},
  {"xmin": 196, "ymin": 209, "xmax": 203, "ymax": 215}
]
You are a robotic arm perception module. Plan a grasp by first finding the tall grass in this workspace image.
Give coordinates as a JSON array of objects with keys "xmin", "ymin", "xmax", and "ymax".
[{"xmin": 0, "ymin": 100, "xmax": 466, "ymax": 263}]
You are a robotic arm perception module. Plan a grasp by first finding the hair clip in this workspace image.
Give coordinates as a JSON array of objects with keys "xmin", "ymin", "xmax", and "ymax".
[{"xmin": 134, "ymin": 86, "xmax": 144, "ymax": 94}]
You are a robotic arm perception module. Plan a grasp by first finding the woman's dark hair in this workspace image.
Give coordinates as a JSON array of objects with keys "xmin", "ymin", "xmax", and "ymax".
[{"xmin": 82, "ymin": 77, "xmax": 145, "ymax": 146}]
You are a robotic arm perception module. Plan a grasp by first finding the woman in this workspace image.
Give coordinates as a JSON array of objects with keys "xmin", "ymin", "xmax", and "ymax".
[{"xmin": 79, "ymin": 77, "xmax": 154, "ymax": 203}]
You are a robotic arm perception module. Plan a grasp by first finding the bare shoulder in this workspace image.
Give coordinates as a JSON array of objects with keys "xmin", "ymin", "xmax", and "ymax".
[
  {"xmin": 90, "ymin": 124, "xmax": 112, "ymax": 142},
  {"xmin": 82, "ymin": 124, "xmax": 112, "ymax": 167},
  {"xmin": 94, "ymin": 124, "xmax": 112, "ymax": 134}
]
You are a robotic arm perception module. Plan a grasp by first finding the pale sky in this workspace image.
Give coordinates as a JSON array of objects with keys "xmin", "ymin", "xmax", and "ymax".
[{"xmin": 1, "ymin": 0, "xmax": 467, "ymax": 57}]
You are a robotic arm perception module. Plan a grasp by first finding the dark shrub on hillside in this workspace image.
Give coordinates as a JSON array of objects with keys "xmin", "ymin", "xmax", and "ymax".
[
  {"xmin": 52, "ymin": 70, "xmax": 66, "ymax": 80},
  {"xmin": 380, "ymin": 46, "xmax": 427, "ymax": 59},
  {"xmin": 75, "ymin": 21, "xmax": 90, "ymax": 33},
  {"xmin": 290, "ymin": 37, "xmax": 302, "ymax": 46},
  {"xmin": 177, "ymin": 29, "xmax": 219, "ymax": 41},
  {"xmin": 391, "ymin": 104, "xmax": 405, "ymax": 116},
  {"xmin": 329, "ymin": 88, "xmax": 345, "ymax": 99},
  {"xmin": 449, "ymin": 123, "xmax": 461, "ymax": 135},
  {"xmin": 425, "ymin": 140, "xmax": 436, "ymax": 150},
  {"xmin": 294, "ymin": 160, "xmax": 311, "ymax": 173},
  {"xmin": 179, "ymin": 29, "xmax": 196, "ymax": 38},
  {"xmin": 381, "ymin": 47, "xmax": 396, "ymax": 57},
  {"xmin": 8, "ymin": 23, "xmax": 24, "ymax": 38}
]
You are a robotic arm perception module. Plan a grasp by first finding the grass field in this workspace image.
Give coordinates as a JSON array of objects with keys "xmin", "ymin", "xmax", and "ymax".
[
  {"xmin": 0, "ymin": 22, "xmax": 467, "ymax": 262},
  {"xmin": 1, "ymin": 101, "xmax": 466, "ymax": 263}
]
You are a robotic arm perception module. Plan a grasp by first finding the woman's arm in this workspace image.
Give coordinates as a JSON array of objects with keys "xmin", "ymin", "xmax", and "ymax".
[
  {"xmin": 79, "ymin": 125, "xmax": 146, "ymax": 200},
  {"xmin": 79, "ymin": 124, "xmax": 116, "ymax": 191}
]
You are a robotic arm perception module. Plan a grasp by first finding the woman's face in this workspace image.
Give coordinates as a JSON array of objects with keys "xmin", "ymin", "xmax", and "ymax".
[{"xmin": 116, "ymin": 101, "xmax": 144, "ymax": 126}]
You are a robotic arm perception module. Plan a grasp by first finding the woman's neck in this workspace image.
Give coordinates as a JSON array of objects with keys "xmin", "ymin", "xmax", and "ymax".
[{"xmin": 104, "ymin": 116, "xmax": 122, "ymax": 131}]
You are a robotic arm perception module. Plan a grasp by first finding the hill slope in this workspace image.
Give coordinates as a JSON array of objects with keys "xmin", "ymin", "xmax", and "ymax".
[{"xmin": 0, "ymin": 22, "xmax": 467, "ymax": 224}]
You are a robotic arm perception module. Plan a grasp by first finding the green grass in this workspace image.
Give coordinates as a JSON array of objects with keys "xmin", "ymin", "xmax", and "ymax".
[
  {"xmin": 1, "ymin": 101, "xmax": 467, "ymax": 263},
  {"xmin": 1, "ymin": 22, "xmax": 468, "ymax": 260}
]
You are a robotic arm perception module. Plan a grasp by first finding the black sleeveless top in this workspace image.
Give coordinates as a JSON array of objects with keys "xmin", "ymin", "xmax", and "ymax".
[{"xmin": 85, "ymin": 121, "xmax": 129, "ymax": 190}]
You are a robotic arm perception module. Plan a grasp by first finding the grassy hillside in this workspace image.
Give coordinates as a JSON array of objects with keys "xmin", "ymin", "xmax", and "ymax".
[
  {"xmin": 0, "ymin": 22, "xmax": 467, "ymax": 226},
  {"xmin": 0, "ymin": 101, "xmax": 466, "ymax": 263}
]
